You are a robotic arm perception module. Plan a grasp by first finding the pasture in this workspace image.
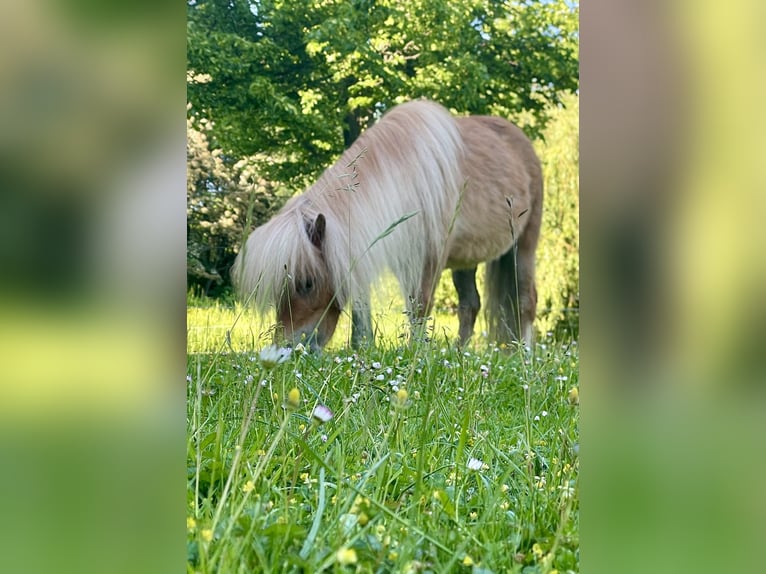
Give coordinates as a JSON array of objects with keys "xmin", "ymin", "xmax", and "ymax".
[{"xmin": 187, "ymin": 301, "xmax": 579, "ymax": 573}]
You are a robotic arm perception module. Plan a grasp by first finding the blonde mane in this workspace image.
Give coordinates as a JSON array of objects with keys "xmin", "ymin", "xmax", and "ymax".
[{"xmin": 232, "ymin": 99, "xmax": 466, "ymax": 312}]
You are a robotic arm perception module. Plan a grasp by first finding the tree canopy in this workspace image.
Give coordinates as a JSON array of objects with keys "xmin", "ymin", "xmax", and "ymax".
[{"xmin": 188, "ymin": 0, "xmax": 578, "ymax": 187}]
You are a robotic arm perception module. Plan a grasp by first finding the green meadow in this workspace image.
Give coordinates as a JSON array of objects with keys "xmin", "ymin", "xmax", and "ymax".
[{"xmin": 187, "ymin": 298, "xmax": 579, "ymax": 573}]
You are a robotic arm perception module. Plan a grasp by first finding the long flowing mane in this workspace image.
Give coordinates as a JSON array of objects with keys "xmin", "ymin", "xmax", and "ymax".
[{"xmin": 233, "ymin": 100, "xmax": 466, "ymax": 311}]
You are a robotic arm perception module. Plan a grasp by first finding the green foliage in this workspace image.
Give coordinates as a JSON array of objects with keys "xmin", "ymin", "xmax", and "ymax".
[
  {"xmin": 187, "ymin": 112, "xmax": 287, "ymax": 296},
  {"xmin": 187, "ymin": 0, "xmax": 579, "ymax": 187},
  {"xmin": 535, "ymin": 92, "xmax": 579, "ymax": 336},
  {"xmin": 187, "ymin": 334, "xmax": 579, "ymax": 572}
]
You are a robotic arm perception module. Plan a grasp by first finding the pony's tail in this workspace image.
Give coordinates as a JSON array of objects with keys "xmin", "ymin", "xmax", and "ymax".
[{"xmin": 484, "ymin": 239, "xmax": 538, "ymax": 346}]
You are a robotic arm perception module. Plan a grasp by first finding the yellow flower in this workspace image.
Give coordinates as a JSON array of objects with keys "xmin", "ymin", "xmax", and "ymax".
[
  {"xmin": 357, "ymin": 512, "xmax": 369, "ymax": 526},
  {"xmin": 532, "ymin": 542, "xmax": 544, "ymax": 558},
  {"xmin": 568, "ymin": 386, "xmax": 579, "ymax": 405},
  {"xmin": 286, "ymin": 387, "xmax": 301, "ymax": 409},
  {"xmin": 186, "ymin": 516, "xmax": 196, "ymax": 530},
  {"xmin": 393, "ymin": 388, "xmax": 409, "ymax": 406},
  {"xmin": 242, "ymin": 480, "xmax": 255, "ymax": 493},
  {"xmin": 201, "ymin": 528, "xmax": 213, "ymax": 542},
  {"xmin": 336, "ymin": 547, "xmax": 358, "ymax": 565},
  {"xmin": 501, "ymin": 483, "xmax": 510, "ymax": 493},
  {"xmin": 462, "ymin": 555, "xmax": 474, "ymax": 566}
]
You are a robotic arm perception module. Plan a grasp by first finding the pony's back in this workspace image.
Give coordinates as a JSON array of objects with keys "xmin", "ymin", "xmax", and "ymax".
[{"xmin": 233, "ymin": 99, "xmax": 466, "ymax": 311}]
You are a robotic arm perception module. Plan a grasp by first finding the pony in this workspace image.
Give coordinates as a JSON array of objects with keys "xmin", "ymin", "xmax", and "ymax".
[{"xmin": 232, "ymin": 99, "xmax": 543, "ymax": 350}]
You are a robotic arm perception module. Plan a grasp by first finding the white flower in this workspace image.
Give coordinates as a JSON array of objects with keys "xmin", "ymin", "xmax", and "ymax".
[
  {"xmin": 467, "ymin": 457, "xmax": 484, "ymax": 471},
  {"xmin": 258, "ymin": 345, "xmax": 292, "ymax": 368},
  {"xmin": 375, "ymin": 374, "xmax": 385, "ymax": 381},
  {"xmin": 371, "ymin": 361, "xmax": 382, "ymax": 369},
  {"xmin": 312, "ymin": 404, "xmax": 334, "ymax": 423}
]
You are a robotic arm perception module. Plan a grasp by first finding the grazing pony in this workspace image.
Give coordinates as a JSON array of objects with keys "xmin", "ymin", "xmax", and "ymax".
[{"xmin": 232, "ymin": 99, "xmax": 543, "ymax": 349}]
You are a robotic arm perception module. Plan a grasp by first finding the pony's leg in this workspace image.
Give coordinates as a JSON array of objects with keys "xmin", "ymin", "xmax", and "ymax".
[
  {"xmin": 452, "ymin": 267, "xmax": 480, "ymax": 345},
  {"xmin": 486, "ymin": 244, "xmax": 537, "ymax": 347},
  {"xmin": 351, "ymin": 296, "xmax": 373, "ymax": 348},
  {"xmin": 514, "ymin": 243, "xmax": 538, "ymax": 347},
  {"xmin": 407, "ymin": 257, "xmax": 440, "ymax": 342}
]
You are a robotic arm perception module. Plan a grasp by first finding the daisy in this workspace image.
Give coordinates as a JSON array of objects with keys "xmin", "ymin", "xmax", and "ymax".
[
  {"xmin": 258, "ymin": 345, "xmax": 292, "ymax": 369},
  {"xmin": 312, "ymin": 404, "xmax": 333, "ymax": 423}
]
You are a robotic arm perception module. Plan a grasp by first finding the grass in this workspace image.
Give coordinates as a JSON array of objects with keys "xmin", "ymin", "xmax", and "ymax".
[{"xmin": 187, "ymin": 301, "xmax": 579, "ymax": 573}]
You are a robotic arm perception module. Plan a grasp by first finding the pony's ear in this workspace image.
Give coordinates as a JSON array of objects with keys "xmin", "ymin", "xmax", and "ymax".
[{"xmin": 305, "ymin": 213, "xmax": 326, "ymax": 249}]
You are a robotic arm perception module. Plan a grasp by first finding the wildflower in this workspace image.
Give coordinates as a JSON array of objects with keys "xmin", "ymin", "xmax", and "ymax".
[
  {"xmin": 462, "ymin": 555, "xmax": 474, "ymax": 566},
  {"xmin": 501, "ymin": 484, "xmax": 510, "ymax": 493},
  {"xmin": 201, "ymin": 528, "xmax": 213, "ymax": 542},
  {"xmin": 558, "ymin": 484, "xmax": 575, "ymax": 499},
  {"xmin": 312, "ymin": 404, "xmax": 334, "ymax": 423},
  {"xmin": 375, "ymin": 374, "xmax": 385, "ymax": 381},
  {"xmin": 336, "ymin": 547, "xmax": 358, "ymax": 566},
  {"xmin": 286, "ymin": 387, "xmax": 301, "ymax": 409},
  {"xmin": 568, "ymin": 386, "xmax": 579, "ymax": 405},
  {"xmin": 258, "ymin": 345, "xmax": 292, "ymax": 369},
  {"xmin": 321, "ymin": 434, "xmax": 328, "ymax": 442},
  {"xmin": 187, "ymin": 516, "xmax": 196, "ymax": 530},
  {"xmin": 522, "ymin": 384, "xmax": 529, "ymax": 391},
  {"xmin": 392, "ymin": 388, "xmax": 409, "ymax": 407},
  {"xmin": 467, "ymin": 457, "xmax": 483, "ymax": 471},
  {"xmin": 372, "ymin": 361, "xmax": 381, "ymax": 369},
  {"xmin": 469, "ymin": 511, "xmax": 478, "ymax": 520},
  {"xmin": 294, "ymin": 342, "xmax": 306, "ymax": 355},
  {"xmin": 242, "ymin": 480, "xmax": 255, "ymax": 493}
]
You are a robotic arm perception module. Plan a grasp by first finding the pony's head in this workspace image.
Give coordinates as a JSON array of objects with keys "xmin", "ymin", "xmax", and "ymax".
[
  {"xmin": 275, "ymin": 213, "xmax": 341, "ymax": 350},
  {"xmin": 232, "ymin": 209, "xmax": 342, "ymax": 351}
]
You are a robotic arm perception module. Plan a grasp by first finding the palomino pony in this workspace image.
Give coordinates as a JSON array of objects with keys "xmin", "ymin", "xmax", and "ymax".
[{"xmin": 232, "ymin": 99, "xmax": 543, "ymax": 349}]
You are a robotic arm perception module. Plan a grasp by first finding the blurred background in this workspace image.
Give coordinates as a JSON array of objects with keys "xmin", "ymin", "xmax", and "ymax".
[{"xmin": 0, "ymin": 0, "xmax": 764, "ymax": 572}]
